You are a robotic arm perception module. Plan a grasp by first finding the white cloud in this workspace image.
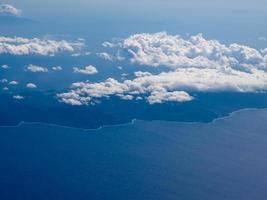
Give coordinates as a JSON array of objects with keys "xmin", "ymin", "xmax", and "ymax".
[
  {"xmin": 258, "ymin": 37, "xmax": 267, "ymax": 41},
  {"xmin": 1, "ymin": 64, "xmax": 9, "ymax": 69},
  {"xmin": 73, "ymin": 65, "xmax": 98, "ymax": 75},
  {"xmin": 96, "ymin": 52, "xmax": 124, "ymax": 62},
  {"xmin": 3, "ymin": 87, "xmax": 8, "ymax": 91},
  {"xmin": 71, "ymin": 52, "xmax": 91, "ymax": 57},
  {"xmin": 52, "ymin": 66, "xmax": 63, "ymax": 71},
  {"xmin": 0, "ymin": 36, "xmax": 84, "ymax": 56},
  {"xmin": 0, "ymin": 4, "xmax": 21, "ymax": 16},
  {"xmin": 97, "ymin": 52, "xmax": 114, "ymax": 61},
  {"xmin": 117, "ymin": 94, "xmax": 134, "ymax": 100},
  {"xmin": 57, "ymin": 33, "xmax": 267, "ymax": 106},
  {"xmin": 9, "ymin": 80, "xmax": 18, "ymax": 85},
  {"xmin": 102, "ymin": 41, "xmax": 117, "ymax": 48},
  {"xmin": 26, "ymin": 83, "xmax": 37, "ymax": 89},
  {"xmin": 1, "ymin": 78, "xmax": 8, "ymax": 83},
  {"xmin": 121, "ymin": 73, "xmax": 128, "ymax": 77},
  {"xmin": 57, "ymin": 91, "xmax": 90, "ymax": 106},
  {"xmin": 111, "ymin": 32, "xmax": 267, "ymax": 72},
  {"xmin": 13, "ymin": 95, "xmax": 24, "ymax": 100},
  {"xmin": 134, "ymin": 71, "xmax": 152, "ymax": 77},
  {"xmin": 26, "ymin": 64, "xmax": 48, "ymax": 73},
  {"xmin": 147, "ymin": 90, "xmax": 193, "ymax": 104},
  {"xmin": 57, "ymin": 77, "xmax": 194, "ymax": 105}
]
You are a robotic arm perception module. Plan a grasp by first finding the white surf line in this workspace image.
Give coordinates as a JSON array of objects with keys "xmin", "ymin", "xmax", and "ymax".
[
  {"xmin": 0, "ymin": 108, "xmax": 266, "ymax": 132},
  {"xmin": 0, "ymin": 119, "xmax": 137, "ymax": 132}
]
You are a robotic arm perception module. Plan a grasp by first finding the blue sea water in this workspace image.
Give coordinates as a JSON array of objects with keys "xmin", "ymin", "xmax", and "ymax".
[{"xmin": 1, "ymin": 108, "xmax": 267, "ymax": 200}]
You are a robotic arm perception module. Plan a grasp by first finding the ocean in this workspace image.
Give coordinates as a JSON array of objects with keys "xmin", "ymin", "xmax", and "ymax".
[{"xmin": 0, "ymin": 108, "xmax": 267, "ymax": 200}]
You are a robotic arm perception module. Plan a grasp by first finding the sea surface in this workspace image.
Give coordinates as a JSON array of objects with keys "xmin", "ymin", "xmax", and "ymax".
[{"xmin": 1, "ymin": 108, "xmax": 267, "ymax": 200}]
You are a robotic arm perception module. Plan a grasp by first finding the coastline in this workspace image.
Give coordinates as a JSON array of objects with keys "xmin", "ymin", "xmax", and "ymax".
[{"xmin": 0, "ymin": 107, "xmax": 266, "ymax": 132}]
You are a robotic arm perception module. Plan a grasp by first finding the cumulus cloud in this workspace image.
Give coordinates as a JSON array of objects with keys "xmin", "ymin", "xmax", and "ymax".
[
  {"xmin": 26, "ymin": 83, "xmax": 37, "ymax": 89},
  {"xmin": 26, "ymin": 64, "xmax": 48, "ymax": 73},
  {"xmin": 0, "ymin": 36, "xmax": 84, "ymax": 56},
  {"xmin": 0, "ymin": 4, "xmax": 21, "ymax": 16},
  {"xmin": 57, "ymin": 77, "xmax": 194, "ymax": 105},
  {"xmin": 73, "ymin": 65, "xmax": 98, "ymax": 75},
  {"xmin": 147, "ymin": 90, "xmax": 193, "ymax": 104},
  {"xmin": 58, "ymin": 32, "xmax": 267, "ymax": 106},
  {"xmin": 113, "ymin": 32, "xmax": 267, "ymax": 72}
]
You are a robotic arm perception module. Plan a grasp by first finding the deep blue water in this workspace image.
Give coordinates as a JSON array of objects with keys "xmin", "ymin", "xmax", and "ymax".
[{"xmin": 1, "ymin": 109, "xmax": 267, "ymax": 200}]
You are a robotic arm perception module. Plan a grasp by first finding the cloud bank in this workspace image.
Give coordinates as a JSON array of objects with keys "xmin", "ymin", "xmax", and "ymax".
[
  {"xmin": 0, "ymin": 36, "xmax": 84, "ymax": 56},
  {"xmin": 115, "ymin": 32, "xmax": 267, "ymax": 71},
  {"xmin": 58, "ymin": 33, "xmax": 267, "ymax": 106}
]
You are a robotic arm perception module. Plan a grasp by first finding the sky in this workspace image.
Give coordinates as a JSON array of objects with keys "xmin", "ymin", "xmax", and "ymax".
[{"xmin": 3, "ymin": 0, "xmax": 267, "ymax": 47}]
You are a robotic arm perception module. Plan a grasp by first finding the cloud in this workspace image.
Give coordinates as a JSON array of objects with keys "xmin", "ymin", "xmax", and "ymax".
[
  {"xmin": 97, "ymin": 52, "xmax": 115, "ymax": 61},
  {"xmin": 52, "ymin": 66, "xmax": 63, "ymax": 71},
  {"xmin": 1, "ymin": 78, "xmax": 8, "ymax": 83},
  {"xmin": 57, "ymin": 33, "xmax": 267, "ymax": 106},
  {"xmin": 258, "ymin": 37, "xmax": 267, "ymax": 41},
  {"xmin": 109, "ymin": 32, "xmax": 267, "ymax": 72},
  {"xmin": 0, "ymin": 36, "xmax": 84, "ymax": 56},
  {"xmin": 57, "ymin": 77, "xmax": 194, "ymax": 106},
  {"xmin": 26, "ymin": 64, "xmax": 48, "ymax": 73},
  {"xmin": 71, "ymin": 52, "xmax": 91, "ymax": 57},
  {"xmin": 147, "ymin": 90, "xmax": 193, "ymax": 104},
  {"xmin": 26, "ymin": 83, "xmax": 37, "ymax": 89},
  {"xmin": 96, "ymin": 52, "xmax": 124, "ymax": 62},
  {"xmin": 13, "ymin": 95, "xmax": 24, "ymax": 100},
  {"xmin": 9, "ymin": 80, "xmax": 18, "ymax": 85},
  {"xmin": 0, "ymin": 4, "xmax": 21, "ymax": 16},
  {"xmin": 102, "ymin": 41, "xmax": 117, "ymax": 48},
  {"xmin": 1, "ymin": 64, "xmax": 9, "ymax": 69},
  {"xmin": 73, "ymin": 65, "xmax": 98, "ymax": 75}
]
